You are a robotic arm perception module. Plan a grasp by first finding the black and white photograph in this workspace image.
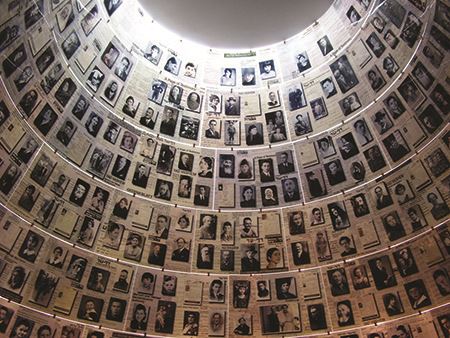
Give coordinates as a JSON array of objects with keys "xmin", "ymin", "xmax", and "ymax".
[
  {"xmin": 33, "ymin": 104, "xmax": 58, "ymax": 136},
  {"xmin": 382, "ymin": 54, "xmax": 399, "ymax": 78},
  {"xmin": 182, "ymin": 311, "xmax": 200, "ymax": 336},
  {"xmin": 56, "ymin": 2, "xmax": 75, "ymax": 32},
  {"xmin": 366, "ymin": 32, "xmax": 386, "ymax": 58},
  {"xmin": 87, "ymin": 267, "xmax": 110, "ymax": 293},
  {"xmin": 382, "ymin": 211, "xmax": 406, "ymax": 241},
  {"xmin": 111, "ymin": 155, "xmax": 131, "ymax": 180},
  {"xmin": 328, "ymin": 201, "xmax": 350, "ymax": 231},
  {"xmin": 102, "ymin": 77, "xmax": 123, "ymax": 106},
  {"xmin": 383, "ymin": 292, "xmax": 404, "ymax": 316},
  {"xmin": 77, "ymin": 295, "xmax": 104, "ymax": 322},
  {"xmin": 259, "ymin": 303, "xmax": 301, "ymax": 334},
  {"xmin": 339, "ymin": 92, "xmax": 361, "ymax": 116},
  {"xmin": 397, "ymin": 75, "xmax": 426, "ymax": 111},
  {"xmin": 3, "ymin": 43, "xmax": 28, "ymax": 77},
  {"xmin": 122, "ymin": 95, "xmax": 139, "ymax": 118},
  {"xmin": 149, "ymin": 79, "xmax": 167, "ymax": 105},
  {"xmin": 154, "ymin": 179, "xmax": 173, "ymax": 201},
  {"xmin": 317, "ymin": 35, "xmax": 333, "ymax": 56},
  {"xmin": 77, "ymin": 216, "xmax": 100, "ymax": 247},
  {"xmin": 18, "ymin": 230, "xmax": 44, "ymax": 263},
  {"xmin": 245, "ymin": 123, "xmax": 264, "ymax": 146},
  {"xmin": 81, "ymin": 5, "xmax": 101, "ymax": 36},
  {"xmin": 368, "ymin": 256, "xmax": 397, "ymax": 290},
  {"xmin": 346, "ymin": 6, "xmax": 361, "ymax": 23},
  {"xmin": 242, "ymin": 67, "xmax": 256, "ymax": 86},
  {"xmin": 259, "ymin": 59, "xmax": 276, "ymax": 80},
  {"xmin": 320, "ymin": 77, "xmax": 338, "ymax": 98},
  {"xmin": 430, "ymin": 84, "xmax": 450, "ymax": 114},
  {"xmin": 240, "ymin": 185, "xmax": 256, "ymax": 208},
  {"xmin": 66, "ymin": 255, "xmax": 87, "ymax": 282},
  {"xmin": 164, "ymin": 55, "xmax": 181, "ymax": 76},
  {"xmin": 30, "ymin": 153, "xmax": 55, "ymax": 186},
  {"xmin": 384, "ymin": 29, "xmax": 399, "ymax": 49},
  {"xmin": 351, "ymin": 265, "xmax": 370, "ymax": 290},
  {"xmin": 372, "ymin": 109, "xmax": 393, "ymax": 135},
  {"xmin": 330, "ymin": 55, "xmax": 359, "ymax": 93},
  {"xmin": 353, "ymin": 118, "xmax": 373, "ymax": 145},
  {"xmin": 282, "ymin": 177, "xmax": 301, "ymax": 202},
  {"xmin": 205, "ymin": 119, "xmax": 221, "ymax": 139},
  {"xmin": 124, "ymin": 232, "xmax": 145, "ymax": 262},
  {"xmin": 186, "ymin": 91, "xmax": 202, "ymax": 112},
  {"xmin": 157, "ymin": 144, "xmax": 176, "ymax": 175},
  {"xmin": 404, "ymin": 279, "xmax": 432, "ymax": 309},
  {"xmin": 305, "ymin": 170, "xmax": 327, "ymax": 198},
  {"xmin": 139, "ymin": 107, "xmax": 157, "ymax": 130},
  {"xmin": 106, "ymin": 297, "xmax": 127, "ymax": 322},
  {"xmin": 293, "ymin": 112, "xmax": 312, "ymax": 136},
  {"xmin": 69, "ymin": 179, "xmax": 90, "ymax": 207},
  {"xmin": 207, "ymin": 93, "xmax": 222, "ymax": 114},
  {"xmin": 61, "ymin": 31, "xmax": 81, "ymax": 60},
  {"xmin": 115, "ymin": 56, "xmax": 132, "ymax": 81},
  {"xmin": 287, "ymin": 84, "xmax": 307, "ymax": 111},
  {"xmin": 400, "ymin": 12, "xmax": 422, "ymax": 47},
  {"xmin": 13, "ymin": 65, "xmax": 33, "ymax": 92},
  {"xmin": 296, "ymin": 51, "xmax": 311, "ymax": 73},
  {"xmin": 233, "ymin": 280, "xmax": 250, "ymax": 308},
  {"xmin": 17, "ymin": 184, "xmax": 39, "ymax": 211},
  {"xmin": 371, "ymin": 15, "xmax": 386, "ymax": 33},
  {"xmin": 86, "ymin": 66, "xmax": 105, "ymax": 93},
  {"xmin": 327, "ymin": 268, "xmax": 350, "ymax": 296},
  {"xmin": 337, "ymin": 132, "xmax": 359, "ymax": 159},
  {"xmin": 393, "ymin": 247, "xmax": 418, "ymax": 277},
  {"xmin": 324, "ymin": 159, "xmax": 346, "ymax": 186},
  {"xmin": 383, "ymin": 92, "xmax": 405, "ymax": 119},
  {"xmin": 104, "ymin": 0, "xmax": 123, "ymax": 16},
  {"xmin": 336, "ymin": 300, "xmax": 355, "ymax": 327},
  {"xmin": 382, "ymin": 130, "xmax": 410, "ymax": 162},
  {"xmin": 56, "ymin": 119, "xmax": 77, "ymax": 146},
  {"xmin": 72, "ymin": 95, "xmax": 89, "ymax": 120},
  {"xmin": 144, "ymin": 43, "xmax": 162, "ymax": 65},
  {"xmin": 55, "ymin": 78, "xmax": 77, "ymax": 107},
  {"xmin": 261, "ymin": 186, "xmax": 279, "ymax": 207},
  {"xmin": 179, "ymin": 116, "xmax": 200, "ymax": 140},
  {"xmin": 367, "ymin": 65, "xmax": 386, "ymax": 92},
  {"xmin": 18, "ymin": 89, "xmax": 40, "ymax": 117},
  {"xmin": 159, "ymin": 107, "xmax": 179, "ymax": 137},
  {"xmin": 310, "ymin": 97, "xmax": 328, "ymax": 120},
  {"xmin": 103, "ymin": 221, "xmax": 125, "ymax": 250},
  {"xmin": 224, "ymin": 120, "xmax": 240, "ymax": 145},
  {"xmin": 168, "ymin": 85, "xmax": 183, "ymax": 105},
  {"xmin": 419, "ymin": 105, "xmax": 443, "ymax": 134},
  {"xmin": 197, "ymin": 243, "xmax": 214, "ymax": 269},
  {"xmin": 291, "ymin": 241, "xmax": 311, "ymax": 265},
  {"xmin": 224, "ymin": 95, "xmax": 240, "ymax": 116},
  {"xmin": 412, "ymin": 61, "xmax": 434, "ymax": 90}
]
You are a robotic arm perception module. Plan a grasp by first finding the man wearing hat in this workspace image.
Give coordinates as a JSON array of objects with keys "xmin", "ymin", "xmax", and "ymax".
[
  {"xmin": 374, "ymin": 111, "xmax": 391, "ymax": 134},
  {"xmin": 225, "ymin": 96, "xmax": 239, "ymax": 115},
  {"xmin": 241, "ymin": 245, "xmax": 260, "ymax": 272},
  {"xmin": 276, "ymin": 277, "xmax": 297, "ymax": 299}
]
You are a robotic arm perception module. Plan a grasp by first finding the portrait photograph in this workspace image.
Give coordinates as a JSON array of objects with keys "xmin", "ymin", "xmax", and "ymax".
[
  {"xmin": 123, "ymin": 232, "xmax": 145, "ymax": 262},
  {"xmin": 144, "ymin": 43, "xmax": 163, "ymax": 65},
  {"xmin": 259, "ymin": 59, "xmax": 276, "ymax": 80},
  {"xmin": 368, "ymin": 255, "xmax": 397, "ymax": 290},
  {"xmin": 185, "ymin": 91, "xmax": 202, "ymax": 113},
  {"xmin": 367, "ymin": 65, "xmax": 386, "ymax": 92},
  {"xmin": 401, "ymin": 12, "xmax": 422, "ymax": 47},
  {"xmin": 287, "ymin": 84, "xmax": 307, "ymax": 111},
  {"xmin": 320, "ymin": 77, "xmax": 338, "ymax": 98},
  {"xmin": 56, "ymin": 1, "xmax": 75, "ymax": 32},
  {"xmin": 233, "ymin": 280, "xmax": 250, "ymax": 308},
  {"xmin": 30, "ymin": 153, "xmax": 55, "ymax": 187},
  {"xmin": 156, "ymin": 144, "xmax": 176, "ymax": 175},
  {"xmin": 259, "ymin": 303, "xmax": 301, "ymax": 334},
  {"xmin": 366, "ymin": 32, "xmax": 386, "ymax": 57},
  {"xmin": 164, "ymin": 55, "xmax": 181, "ymax": 76},
  {"xmin": 382, "ymin": 130, "xmax": 410, "ymax": 162},
  {"xmin": 224, "ymin": 120, "xmax": 240, "ymax": 146},
  {"xmin": 101, "ymin": 76, "xmax": 123, "ymax": 107},
  {"xmin": 339, "ymin": 92, "xmax": 361, "ymax": 116},
  {"xmin": 310, "ymin": 97, "xmax": 328, "ymax": 120},
  {"xmin": 77, "ymin": 295, "xmax": 104, "ymax": 322},
  {"xmin": 86, "ymin": 66, "xmax": 105, "ymax": 93},
  {"xmin": 383, "ymin": 92, "xmax": 405, "ymax": 120},
  {"xmin": 35, "ymin": 46, "xmax": 53, "ymax": 75},
  {"xmin": 55, "ymin": 77, "xmax": 77, "ymax": 107},
  {"xmin": 66, "ymin": 255, "xmax": 87, "ymax": 282},
  {"xmin": 81, "ymin": 4, "xmax": 101, "ymax": 36},
  {"xmin": 56, "ymin": 118, "xmax": 77, "ymax": 147},
  {"xmin": 224, "ymin": 95, "xmax": 240, "ymax": 116},
  {"xmin": 242, "ymin": 67, "xmax": 256, "ymax": 86},
  {"xmin": 104, "ymin": 0, "xmax": 123, "ymax": 16},
  {"xmin": 18, "ymin": 230, "xmax": 44, "ymax": 263},
  {"xmin": 103, "ymin": 221, "xmax": 125, "ymax": 250},
  {"xmin": 33, "ymin": 103, "xmax": 58, "ymax": 136},
  {"xmin": 30, "ymin": 269, "xmax": 59, "ymax": 306},
  {"xmin": 351, "ymin": 265, "xmax": 370, "ymax": 290},
  {"xmin": 317, "ymin": 35, "xmax": 333, "ymax": 56},
  {"xmin": 148, "ymin": 79, "xmax": 167, "ymax": 105},
  {"xmin": 330, "ymin": 55, "xmax": 359, "ymax": 93},
  {"xmin": 179, "ymin": 116, "xmax": 200, "ymax": 140},
  {"xmin": 397, "ymin": 75, "xmax": 426, "ymax": 111}
]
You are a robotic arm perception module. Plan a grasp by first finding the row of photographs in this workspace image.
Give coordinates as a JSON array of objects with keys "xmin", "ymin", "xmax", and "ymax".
[
  {"xmin": 0, "ymin": 0, "xmax": 447, "ymax": 158},
  {"xmin": 0, "ymin": 207, "xmax": 448, "ymax": 334},
  {"xmin": 0, "ymin": 136, "xmax": 448, "ymax": 273},
  {"xmin": 0, "ymin": 295, "xmax": 448, "ymax": 337}
]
